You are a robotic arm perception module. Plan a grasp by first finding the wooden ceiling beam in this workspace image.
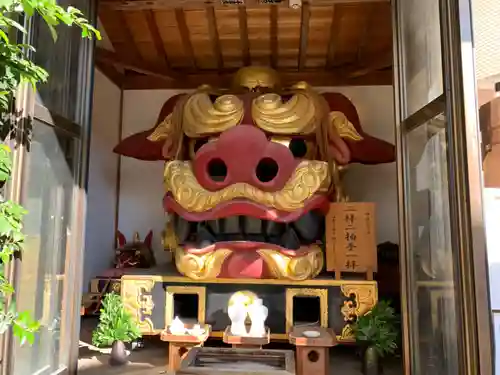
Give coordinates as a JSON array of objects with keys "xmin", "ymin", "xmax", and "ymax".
[
  {"xmin": 355, "ymin": 3, "xmax": 374, "ymax": 64},
  {"xmin": 175, "ymin": 8, "xmax": 197, "ymax": 69},
  {"xmin": 95, "ymin": 47, "xmax": 183, "ymax": 81},
  {"xmin": 206, "ymin": 6, "xmax": 224, "ymax": 70},
  {"xmin": 326, "ymin": 5, "xmax": 340, "ymax": 68},
  {"xmin": 99, "ymin": 0, "xmax": 389, "ymax": 11},
  {"xmin": 121, "ymin": 67, "xmax": 393, "ymax": 90},
  {"xmin": 115, "ymin": 10, "xmax": 142, "ymax": 61},
  {"xmin": 270, "ymin": 5, "xmax": 278, "ymax": 69},
  {"xmin": 298, "ymin": 1, "xmax": 310, "ymax": 70},
  {"xmin": 238, "ymin": 6, "xmax": 251, "ymax": 66},
  {"xmin": 348, "ymin": 50, "xmax": 392, "ymax": 78},
  {"xmin": 144, "ymin": 10, "xmax": 171, "ymax": 67},
  {"xmin": 96, "ymin": 60, "xmax": 125, "ymax": 87}
]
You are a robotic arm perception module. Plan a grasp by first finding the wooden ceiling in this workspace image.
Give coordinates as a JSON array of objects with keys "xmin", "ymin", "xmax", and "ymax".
[{"xmin": 96, "ymin": 0, "xmax": 393, "ymax": 89}]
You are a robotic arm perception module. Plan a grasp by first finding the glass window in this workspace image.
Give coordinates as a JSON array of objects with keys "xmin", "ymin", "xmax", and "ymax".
[
  {"xmin": 401, "ymin": 0, "xmax": 444, "ymax": 116},
  {"xmin": 405, "ymin": 115, "xmax": 459, "ymax": 374},
  {"xmin": 31, "ymin": 0, "xmax": 92, "ymax": 125},
  {"xmin": 11, "ymin": 121, "xmax": 76, "ymax": 375}
]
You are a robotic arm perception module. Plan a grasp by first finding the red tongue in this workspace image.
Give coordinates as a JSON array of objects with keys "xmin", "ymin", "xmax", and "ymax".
[{"xmin": 220, "ymin": 252, "xmax": 269, "ymax": 278}]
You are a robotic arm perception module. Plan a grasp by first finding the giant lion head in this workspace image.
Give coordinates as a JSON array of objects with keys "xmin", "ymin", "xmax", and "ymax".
[{"xmin": 113, "ymin": 67, "xmax": 395, "ymax": 281}]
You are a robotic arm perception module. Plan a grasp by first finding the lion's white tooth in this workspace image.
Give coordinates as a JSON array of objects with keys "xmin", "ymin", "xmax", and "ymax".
[
  {"xmin": 292, "ymin": 211, "xmax": 324, "ymax": 243},
  {"xmin": 243, "ymin": 217, "xmax": 262, "ymax": 234}
]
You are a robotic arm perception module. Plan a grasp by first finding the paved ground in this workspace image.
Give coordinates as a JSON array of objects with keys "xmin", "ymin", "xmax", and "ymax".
[{"xmin": 78, "ymin": 317, "xmax": 403, "ymax": 375}]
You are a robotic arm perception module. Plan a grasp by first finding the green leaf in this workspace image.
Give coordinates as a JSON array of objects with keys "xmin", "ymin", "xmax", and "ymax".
[
  {"xmin": 6, "ymin": 18, "xmax": 26, "ymax": 33},
  {"xmin": 0, "ymin": 29, "xmax": 9, "ymax": 43},
  {"xmin": 92, "ymin": 293, "xmax": 142, "ymax": 347},
  {"xmin": 0, "ymin": 0, "xmax": 15, "ymax": 10},
  {"xmin": 352, "ymin": 300, "xmax": 400, "ymax": 357},
  {"xmin": 21, "ymin": 0, "xmax": 34, "ymax": 16}
]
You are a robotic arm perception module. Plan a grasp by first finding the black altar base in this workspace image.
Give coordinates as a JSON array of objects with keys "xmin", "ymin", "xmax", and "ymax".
[{"xmin": 111, "ymin": 264, "xmax": 378, "ymax": 343}]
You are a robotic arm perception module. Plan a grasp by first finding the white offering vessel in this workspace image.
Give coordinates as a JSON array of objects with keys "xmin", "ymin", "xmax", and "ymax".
[
  {"xmin": 248, "ymin": 298, "xmax": 268, "ymax": 337},
  {"xmin": 169, "ymin": 316, "xmax": 186, "ymax": 335},
  {"xmin": 188, "ymin": 324, "xmax": 205, "ymax": 336},
  {"xmin": 228, "ymin": 294, "xmax": 249, "ymax": 336}
]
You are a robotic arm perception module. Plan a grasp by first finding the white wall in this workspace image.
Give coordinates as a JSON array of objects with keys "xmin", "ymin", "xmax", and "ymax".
[
  {"xmin": 118, "ymin": 90, "xmax": 189, "ymax": 265},
  {"xmin": 83, "ymin": 69, "xmax": 121, "ymax": 291},
  {"xmin": 117, "ymin": 86, "xmax": 398, "ymax": 255},
  {"xmin": 324, "ymin": 87, "xmax": 398, "ymax": 244}
]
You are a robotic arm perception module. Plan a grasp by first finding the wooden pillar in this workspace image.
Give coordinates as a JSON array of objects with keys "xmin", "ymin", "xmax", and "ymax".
[{"xmin": 288, "ymin": 326, "xmax": 337, "ymax": 375}]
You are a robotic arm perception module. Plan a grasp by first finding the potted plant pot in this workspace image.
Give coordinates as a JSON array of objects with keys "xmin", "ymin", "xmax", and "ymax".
[
  {"xmin": 362, "ymin": 345, "xmax": 381, "ymax": 375},
  {"xmin": 109, "ymin": 340, "xmax": 128, "ymax": 366},
  {"xmin": 91, "ymin": 293, "xmax": 142, "ymax": 365},
  {"xmin": 353, "ymin": 301, "xmax": 399, "ymax": 375}
]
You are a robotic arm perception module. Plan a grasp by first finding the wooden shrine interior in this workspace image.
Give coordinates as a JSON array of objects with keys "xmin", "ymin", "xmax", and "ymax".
[{"xmin": 95, "ymin": 0, "xmax": 393, "ymax": 89}]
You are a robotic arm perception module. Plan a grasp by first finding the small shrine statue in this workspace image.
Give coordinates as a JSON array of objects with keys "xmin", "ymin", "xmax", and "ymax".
[
  {"xmin": 248, "ymin": 298, "xmax": 268, "ymax": 337},
  {"xmin": 227, "ymin": 291, "xmax": 268, "ymax": 337},
  {"xmin": 227, "ymin": 292, "xmax": 249, "ymax": 336}
]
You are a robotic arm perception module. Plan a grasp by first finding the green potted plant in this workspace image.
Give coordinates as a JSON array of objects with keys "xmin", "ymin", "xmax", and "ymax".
[
  {"xmin": 353, "ymin": 300, "xmax": 399, "ymax": 375},
  {"xmin": 92, "ymin": 293, "xmax": 142, "ymax": 366}
]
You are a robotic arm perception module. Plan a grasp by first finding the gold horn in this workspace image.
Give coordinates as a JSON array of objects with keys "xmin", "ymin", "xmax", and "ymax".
[
  {"xmin": 232, "ymin": 66, "xmax": 280, "ymax": 90},
  {"xmin": 182, "ymin": 92, "xmax": 244, "ymax": 137},
  {"xmin": 252, "ymin": 90, "xmax": 318, "ymax": 135}
]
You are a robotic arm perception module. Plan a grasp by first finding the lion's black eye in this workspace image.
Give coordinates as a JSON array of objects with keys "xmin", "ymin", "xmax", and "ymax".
[{"xmin": 289, "ymin": 138, "xmax": 308, "ymax": 158}]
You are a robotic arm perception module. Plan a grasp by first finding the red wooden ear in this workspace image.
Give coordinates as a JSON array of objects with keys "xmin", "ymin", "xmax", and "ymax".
[
  {"xmin": 321, "ymin": 92, "xmax": 395, "ymax": 165},
  {"xmin": 144, "ymin": 231, "xmax": 153, "ymax": 249},
  {"xmin": 116, "ymin": 231, "xmax": 127, "ymax": 247},
  {"xmin": 113, "ymin": 94, "xmax": 185, "ymax": 161}
]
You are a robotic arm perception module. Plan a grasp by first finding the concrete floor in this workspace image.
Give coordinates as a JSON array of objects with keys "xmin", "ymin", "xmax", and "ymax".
[{"xmin": 78, "ymin": 317, "xmax": 403, "ymax": 375}]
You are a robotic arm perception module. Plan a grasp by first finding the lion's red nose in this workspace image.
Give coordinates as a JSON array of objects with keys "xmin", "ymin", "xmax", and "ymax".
[{"xmin": 193, "ymin": 125, "xmax": 299, "ymax": 192}]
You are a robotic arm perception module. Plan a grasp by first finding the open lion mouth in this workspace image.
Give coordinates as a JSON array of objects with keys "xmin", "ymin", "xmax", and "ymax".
[{"xmin": 173, "ymin": 212, "xmax": 325, "ymax": 251}]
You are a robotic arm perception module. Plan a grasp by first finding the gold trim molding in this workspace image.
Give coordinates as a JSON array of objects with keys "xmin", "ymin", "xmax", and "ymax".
[
  {"xmin": 257, "ymin": 247, "xmax": 323, "ymax": 281},
  {"xmin": 174, "ymin": 247, "xmax": 232, "ymax": 280},
  {"xmin": 164, "ymin": 160, "xmax": 330, "ymax": 213},
  {"xmin": 174, "ymin": 246, "xmax": 323, "ymax": 281},
  {"xmin": 339, "ymin": 284, "xmax": 378, "ymax": 340},
  {"xmin": 165, "ymin": 286, "xmax": 206, "ymax": 325},
  {"xmin": 121, "ymin": 274, "xmax": 377, "ymax": 287},
  {"xmin": 285, "ymin": 288, "xmax": 328, "ymax": 333},
  {"xmin": 121, "ymin": 278, "xmax": 156, "ymax": 333},
  {"xmin": 329, "ymin": 111, "xmax": 363, "ymax": 141}
]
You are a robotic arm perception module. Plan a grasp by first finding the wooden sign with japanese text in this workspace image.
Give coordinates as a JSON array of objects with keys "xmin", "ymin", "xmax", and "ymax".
[{"xmin": 325, "ymin": 202, "xmax": 377, "ymax": 277}]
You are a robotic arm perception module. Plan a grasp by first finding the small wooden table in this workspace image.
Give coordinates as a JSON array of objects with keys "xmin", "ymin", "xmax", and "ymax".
[
  {"xmin": 288, "ymin": 326, "xmax": 337, "ymax": 375},
  {"xmin": 223, "ymin": 326, "xmax": 270, "ymax": 348},
  {"xmin": 161, "ymin": 324, "xmax": 211, "ymax": 373}
]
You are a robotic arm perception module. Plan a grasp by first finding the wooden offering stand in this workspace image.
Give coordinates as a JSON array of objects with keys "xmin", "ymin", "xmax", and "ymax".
[
  {"xmin": 288, "ymin": 326, "xmax": 337, "ymax": 375},
  {"xmin": 160, "ymin": 324, "xmax": 211, "ymax": 373},
  {"xmin": 223, "ymin": 326, "xmax": 271, "ymax": 348}
]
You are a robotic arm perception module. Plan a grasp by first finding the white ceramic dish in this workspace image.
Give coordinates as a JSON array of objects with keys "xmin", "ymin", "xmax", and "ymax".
[
  {"xmin": 302, "ymin": 330, "xmax": 321, "ymax": 338},
  {"xmin": 188, "ymin": 328, "xmax": 206, "ymax": 336},
  {"xmin": 169, "ymin": 327, "xmax": 187, "ymax": 335}
]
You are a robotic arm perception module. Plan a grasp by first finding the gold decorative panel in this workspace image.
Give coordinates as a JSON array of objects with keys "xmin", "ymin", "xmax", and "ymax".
[
  {"xmin": 340, "ymin": 283, "xmax": 378, "ymax": 340},
  {"xmin": 165, "ymin": 286, "xmax": 206, "ymax": 325},
  {"xmin": 285, "ymin": 288, "xmax": 328, "ymax": 333},
  {"xmin": 121, "ymin": 278, "xmax": 156, "ymax": 333}
]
